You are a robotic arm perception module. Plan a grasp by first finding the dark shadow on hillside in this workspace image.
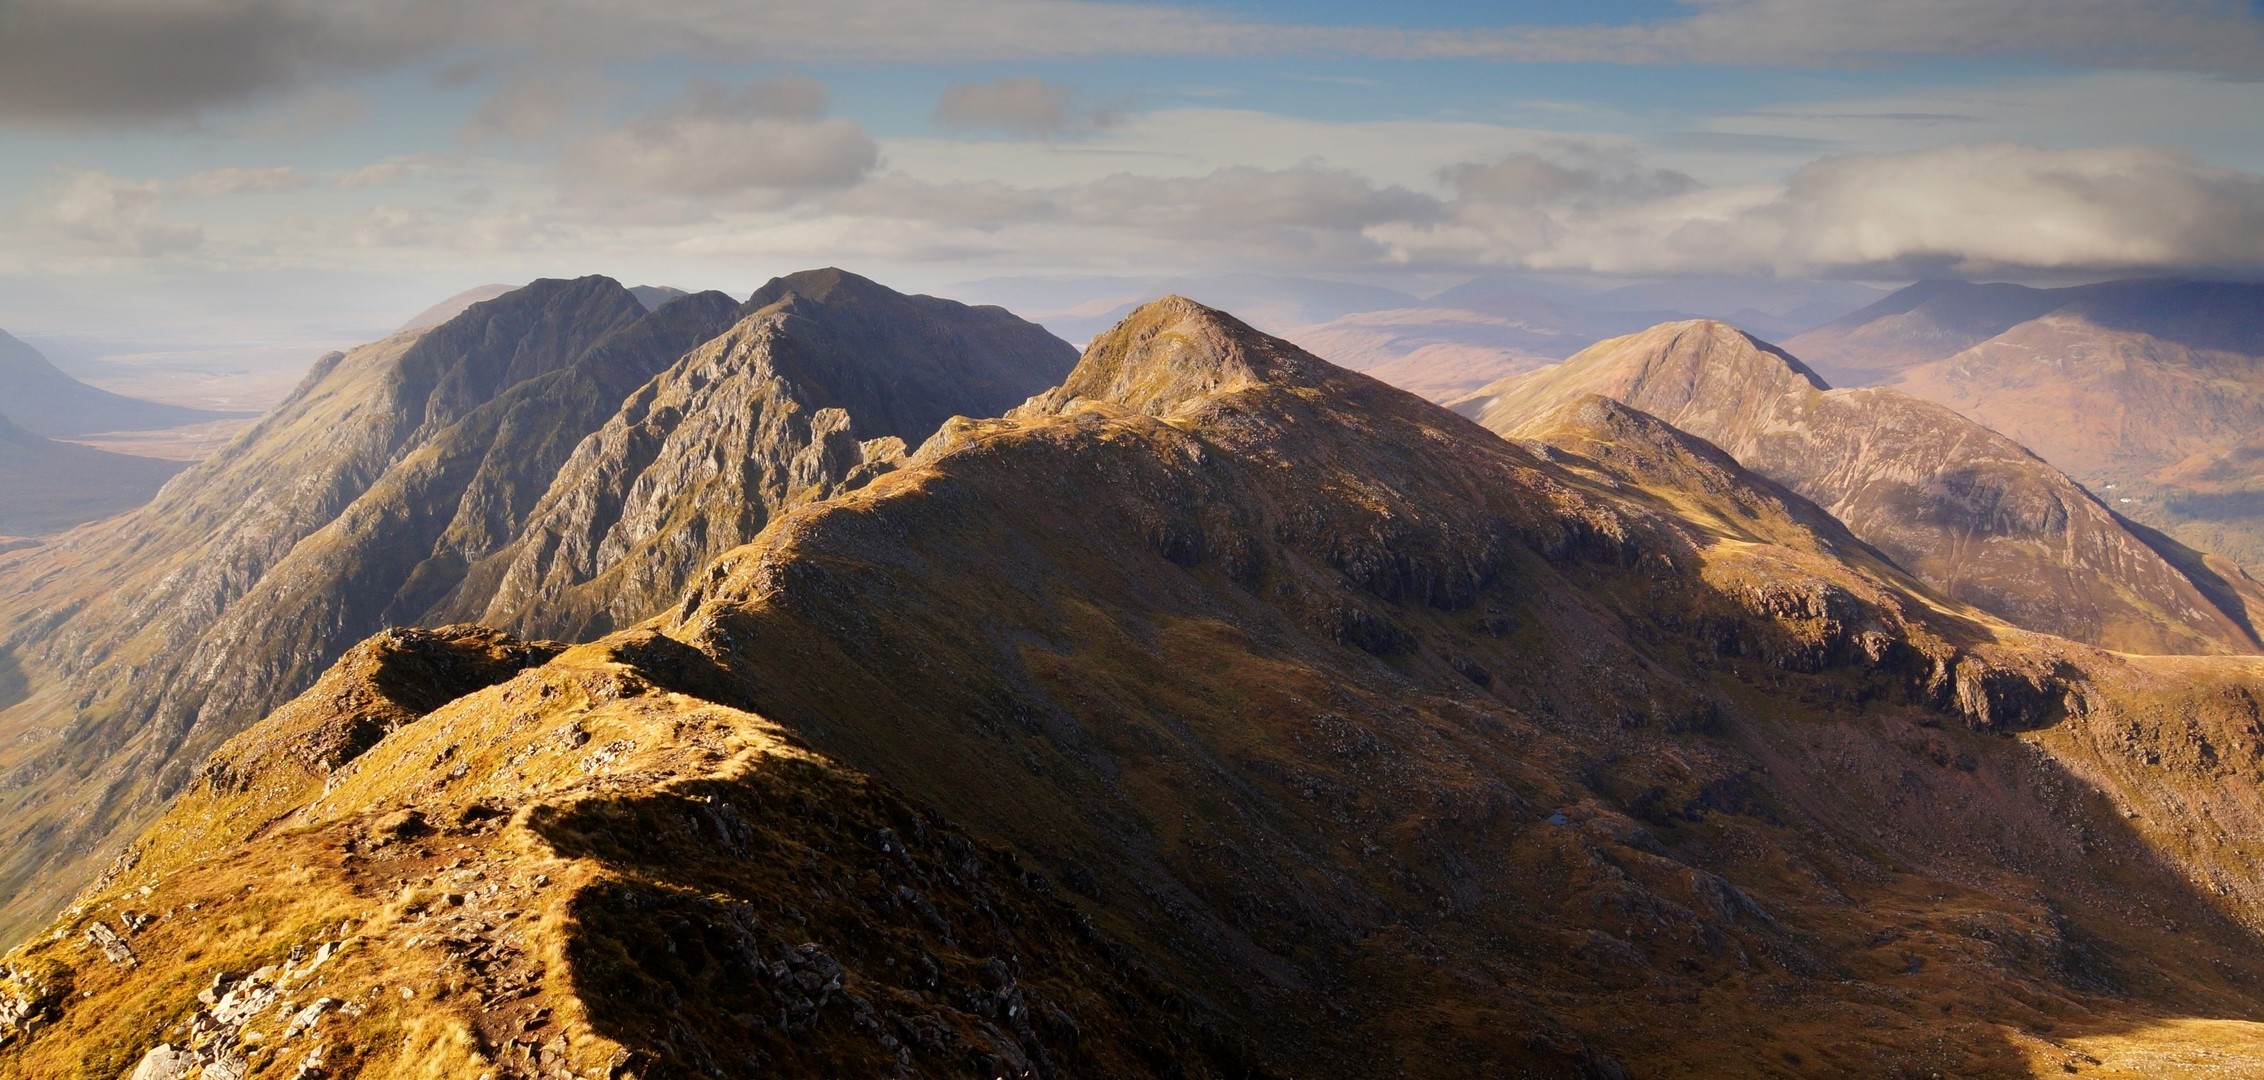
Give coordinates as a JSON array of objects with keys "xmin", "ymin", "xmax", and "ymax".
[
  {"xmin": 528, "ymin": 762, "xmax": 1274, "ymax": 1080},
  {"xmin": 0, "ymin": 648, "xmax": 26, "ymax": 712},
  {"xmin": 2119, "ymin": 511, "xmax": 2263, "ymax": 644}
]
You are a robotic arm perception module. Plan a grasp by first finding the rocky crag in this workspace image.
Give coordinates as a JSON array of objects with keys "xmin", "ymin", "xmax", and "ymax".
[{"xmin": 13, "ymin": 300, "xmax": 2264, "ymax": 1075}]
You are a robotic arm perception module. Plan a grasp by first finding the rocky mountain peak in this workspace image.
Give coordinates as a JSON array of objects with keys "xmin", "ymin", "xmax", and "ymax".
[
  {"xmin": 1606, "ymin": 318, "xmax": 1829, "ymax": 394},
  {"xmin": 745, "ymin": 266, "xmax": 895, "ymax": 311},
  {"xmin": 1037, "ymin": 294, "xmax": 1325, "ymax": 418}
]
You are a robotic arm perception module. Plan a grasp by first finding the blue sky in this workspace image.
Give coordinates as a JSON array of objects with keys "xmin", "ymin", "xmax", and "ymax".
[{"xmin": 1, "ymin": 0, "xmax": 2261, "ymax": 350}]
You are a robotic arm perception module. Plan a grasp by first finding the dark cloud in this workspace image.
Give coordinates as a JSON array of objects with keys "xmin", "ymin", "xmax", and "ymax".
[
  {"xmin": 934, "ymin": 76, "xmax": 1122, "ymax": 138},
  {"xmin": 0, "ymin": 0, "xmax": 434, "ymax": 126},
  {"xmin": 6, "ymin": 0, "xmax": 2258, "ymax": 129}
]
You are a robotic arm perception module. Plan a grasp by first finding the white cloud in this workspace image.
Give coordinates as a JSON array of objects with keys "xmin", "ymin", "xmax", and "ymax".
[
  {"xmin": 1378, "ymin": 142, "xmax": 2264, "ymax": 279},
  {"xmin": 338, "ymin": 161, "xmax": 415, "ymax": 188},
  {"xmin": 179, "ymin": 165, "xmax": 312, "ymax": 196},
  {"xmin": 28, "ymin": 170, "xmax": 204, "ymax": 256},
  {"xmin": 566, "ymin": 78, "xmax": 878, "ymax": 202}
]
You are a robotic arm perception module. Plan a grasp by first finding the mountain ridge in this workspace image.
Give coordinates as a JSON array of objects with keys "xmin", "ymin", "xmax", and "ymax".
[
  {"xmin": 16, "ymin": 296, "xmax": 2264, "ymax": 1073},
  {"xmin": 0, "ymin": 270, "xmax": 1076, "ymax": 947}
]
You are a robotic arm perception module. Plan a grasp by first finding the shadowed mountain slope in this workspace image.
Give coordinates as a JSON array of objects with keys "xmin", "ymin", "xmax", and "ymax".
[
  {"xmin": 0, "ymin": 413, "xmax": 183, "ymax": 538},
  {"xmin": 0, "ymin": 329, "xmax": 241, "ymax": 438},
  {"xmin": 0, "ymin": 271, "xmax": 1074, "ymax": 947},
  {"xmin": 19, "ymin": 300, "xmax": 2264, "ymax": 1075},
  {"xmin": 1452, "ymin": 319, "xmax": 2264, "ymax": 657}
]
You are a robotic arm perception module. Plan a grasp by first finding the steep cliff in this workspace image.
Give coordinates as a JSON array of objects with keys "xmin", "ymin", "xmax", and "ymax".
[{"xmin": 1793, "ymin": 280, "xmax": 2264, "ymax": 569}]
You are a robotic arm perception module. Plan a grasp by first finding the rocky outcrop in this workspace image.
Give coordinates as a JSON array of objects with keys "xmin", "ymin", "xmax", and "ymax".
[
  {"xmin": 448, "ymin": 269, "xmax": 1075, "ymax": 641},
  {"xmin": 1454, "ymin": 319, "xmax": 2264, "ymax": 655}
]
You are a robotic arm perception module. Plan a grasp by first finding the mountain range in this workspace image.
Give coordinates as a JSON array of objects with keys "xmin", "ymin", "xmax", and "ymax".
[
  {"xmin": 1453, "ymin": 319, "xmax": 2264, "ymax": 657},
  {"xmin": 0, "ymin": 269, "xmax": 1074, "ymax": 947},
  {"xmin": 7, "ymin": 277, "xmax": 2264, "ymax": 1075},
  {"xmin": 1788, "ymin": 279, "xmax": 2264, "ymax": 568}
]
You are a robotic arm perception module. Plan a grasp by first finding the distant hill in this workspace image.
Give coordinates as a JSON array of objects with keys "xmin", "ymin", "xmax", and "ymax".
[
  {"xmin": 1788, "ymin": 279, "xmax": 2264, "ymax": 567},
  {"xmin": 0, "ymin": 410, "xmax": 183, "ymax": 535},
  {"xmin": 0, "ymin": 328, "xmax": 242, "ymax": 437},
  {"xmin": 1454, "ymin": 319, "xmax": 2264, "ymax": 656}
]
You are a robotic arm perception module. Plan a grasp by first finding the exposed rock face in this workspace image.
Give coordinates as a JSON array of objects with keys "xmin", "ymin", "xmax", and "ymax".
[
  {"xmin": 17, "ymin": 297, "xmax": 2264, "ymax": 1074},
  {"xmin": 1454, "ymin": 319, "xmax": 2264, "ymax": 656},
  {"xmin": 1793, "ymin": 279, "xmax": 2264, "ymax": 569},
  {"xmin": 445, "ymin": 267, "xmax": 1077, "ymax": 640},
  {"xmin": 0, "ymin": 271, "xmax": 1077, "ymax": 950},
  {"xmin": 0, "ymin": 329, "xmax": 238, "ymax": 438},
  {"xmin": 0, "ymin": 412, "xmax": 184, "ymax": 536}
]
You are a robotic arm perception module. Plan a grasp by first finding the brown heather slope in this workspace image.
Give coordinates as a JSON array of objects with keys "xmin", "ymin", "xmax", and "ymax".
[
  {"xmin": 17, "ymin": 298, "xmax": 2264, "ymax": 1075},
  {"xmin": 0, "ymin": 270, "xmax": 1074, "ymax": 949},
  {"xmin": 1794, "ymin": 281, "xmax": 2264, "ymax": 570},
  {"xmin": 1451, "ymin": 319, "xmax": 2264, "ymax": 657}
]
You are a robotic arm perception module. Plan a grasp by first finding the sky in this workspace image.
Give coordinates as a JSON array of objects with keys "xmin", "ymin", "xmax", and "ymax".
[{"xmin": 2, "ymin": 0, "xmax": 2263, "ymax": 352}]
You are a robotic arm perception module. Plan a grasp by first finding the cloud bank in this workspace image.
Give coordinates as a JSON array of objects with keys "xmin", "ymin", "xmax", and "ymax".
[{"xmin": 5, "ymin": 0, "xmax": 2258, "ymax": 127}]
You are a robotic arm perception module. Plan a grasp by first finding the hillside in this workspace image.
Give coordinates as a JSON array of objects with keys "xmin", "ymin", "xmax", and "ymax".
[
  {"xmin": 0, "ymin": 270, "xmax": 1076, "ymax": 948},
  {"xmin": 0, "ymin": 329, "xmax": 241, "ymax": 438},
  {"xmin": 1452, "ymin": 319, "xmax": 2264, "ymax": 656},
  {"xmin": 1792, "ymin": 280, "xmax": 2264, "ymax": 568},
  {"xmin": 14, "ymin": 299, "xmax": 2264, "ymax": 1075},
  {"xmin": 0, "ymin": 412, "xmax": 183, "ymax": 538}
]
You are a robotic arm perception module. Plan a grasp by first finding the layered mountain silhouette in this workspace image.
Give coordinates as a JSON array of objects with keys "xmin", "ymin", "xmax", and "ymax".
[
  {"xmin": 1790, "ymin": 279, "xmax": 2264, "ymax": 566},
  {"xmin": 1453, "ymin": 319, "xmax": 2264, "ymax": 656},
  {"xmin": 0, "ymin": 412, "xmax": 184, "ymax": 538},
  {"xmin": 14, "ymin": 297, "xmax": 2264, "ymax": 1075},
  {"xmin": 0, "ymin": 328, "xmax": 242, "ymax": 438},
  {"xmin": 0, "ymin": 269, "xmax": 1074, "ymax": 944}
]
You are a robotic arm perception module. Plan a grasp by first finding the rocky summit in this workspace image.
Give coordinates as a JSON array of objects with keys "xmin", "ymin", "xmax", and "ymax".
[
  {"xmin": 12, "ymin": 296, "xmax": 2264, "ymax": 1076},
  {"xmin": 0, "ymin": 270, "xmax": 1075, "ymax": 949}
]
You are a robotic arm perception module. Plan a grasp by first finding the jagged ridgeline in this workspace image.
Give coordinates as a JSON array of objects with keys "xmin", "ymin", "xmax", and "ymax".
[
  {"xmin": 13, "ymin": 298, "xmax": 2264, "ymax": 1076},
  {"xmin": 0, "ymin": 269, "xmax": 1076, "ymax": 949}
]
